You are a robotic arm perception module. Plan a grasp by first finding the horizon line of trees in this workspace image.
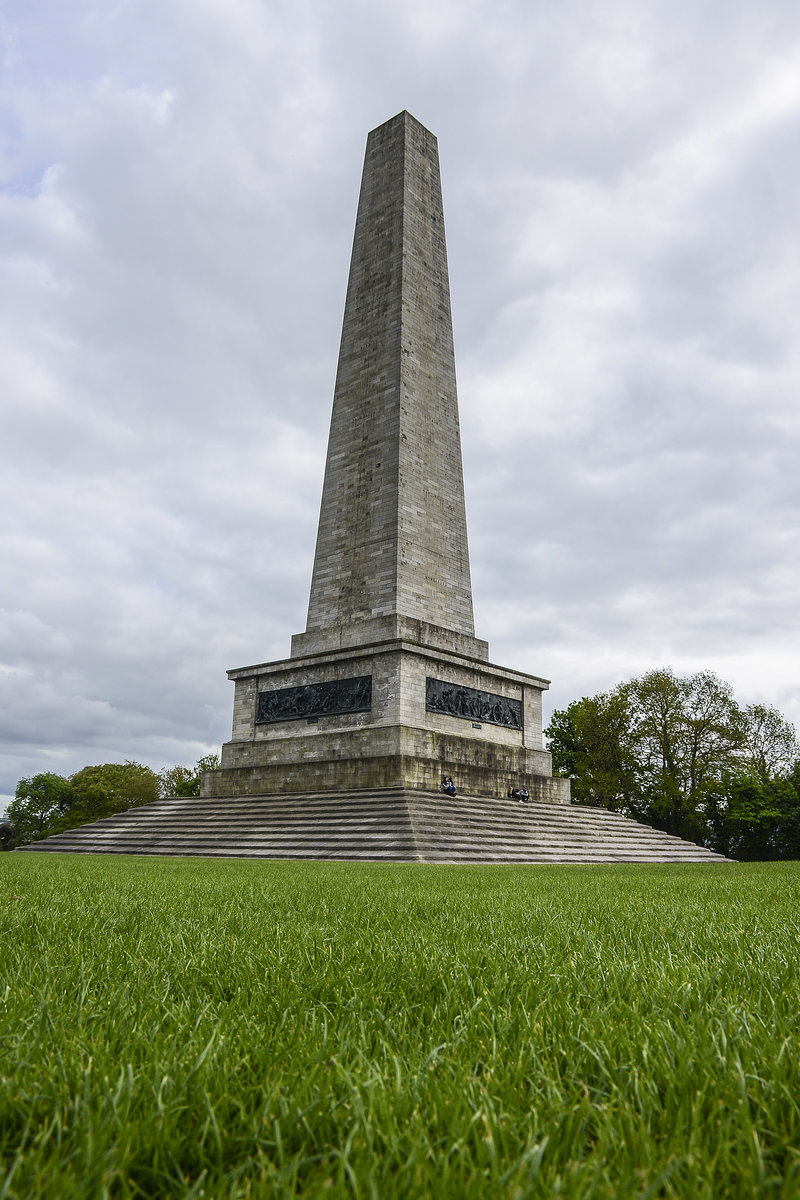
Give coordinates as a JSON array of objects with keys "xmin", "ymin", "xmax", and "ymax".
[
  {"xmin": 4, "ymin": 754, "xmax": 220, "ymax": 847},
  {"xmin": 545, "ymin": 668, "xmax": 800, "ymax": 860}
]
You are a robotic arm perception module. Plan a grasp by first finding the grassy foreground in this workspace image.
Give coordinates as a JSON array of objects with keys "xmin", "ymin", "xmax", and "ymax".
[{"xmin": 1, "ymin": 857, "xmax": 798, "ymax": 1199}]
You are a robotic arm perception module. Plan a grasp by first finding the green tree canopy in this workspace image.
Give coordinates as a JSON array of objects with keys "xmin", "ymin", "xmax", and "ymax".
[
  {"xmin": 8, "ymin": 754, "xmax": 221, "ymax": 844},
  {"xmin": 62, "ymin": 761, "xmax": 162, "ymax": 830},
  {"xmin": 6, "ymin": 773, "xmax": 74, "ymax": 845},
  {"xmin": 546, "ymin": 669, "xmax": 800, "ymax": 856},
  {"xmin": 159, "ymin": 753, "xmax": 220, "ymax": 798}
]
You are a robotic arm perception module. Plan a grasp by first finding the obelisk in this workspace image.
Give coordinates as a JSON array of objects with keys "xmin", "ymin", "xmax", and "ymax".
[
  {"xmin": 299, "ymin": 111, "xmax": 475, "ymax": 650},
  {"xmin": 208, "ymin": 112, "xmax": 568, "ymax": 802}
]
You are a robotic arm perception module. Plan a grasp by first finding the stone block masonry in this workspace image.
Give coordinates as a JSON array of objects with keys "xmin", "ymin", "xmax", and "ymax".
[
  {"xmin": 301, "ymin": 111, "xmax": 475, "ymax": 652},
  {"xmin": 213, "ymin": 634, "xmax": 563, "ymax": 800}
]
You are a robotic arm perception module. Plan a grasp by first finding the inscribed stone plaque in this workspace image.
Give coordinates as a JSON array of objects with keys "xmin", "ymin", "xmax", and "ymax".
[
  {"xmin": 425, "ymin": 677, "xmax": 522, "ymax": 730},
  {"xmin": 256, "ymin": 676, "xmax": 372, "ymax": 724}
]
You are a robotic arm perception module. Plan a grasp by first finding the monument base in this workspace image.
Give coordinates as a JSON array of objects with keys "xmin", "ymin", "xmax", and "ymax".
[
  {"xmin": 205, "ymin": 725, "xmax": 569, "ymax": 801},
  {"xmin": 205, "ymin": 631, "xmax": 569, "ymax": 803}
]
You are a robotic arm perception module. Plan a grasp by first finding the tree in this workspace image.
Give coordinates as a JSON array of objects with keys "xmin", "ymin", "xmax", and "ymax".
[
  {"xmin": 711, "ymin": 766, "xmax": 800, "ymax": 861},
  {"xmin": 721, "ymin": 778, "xmax": 783, "ymax": 860},
  {"xmin": 546, "ymin": 689, "xmax": 641, "ymax": 813},
  {"xmin": 159, "ymin": 753, "xmax": 221, "ymax": 798},
  {"xmin": 546, "ymin": 669, "xmax": 799, "ymax": 855},
  {"xmin": 780, "ymin": 763, "xmax": 800, "ymax": 858},
  {"xmin": 6, "ymin": 773, "xmax": 74, "ymax": 845},
  {"xmin": 9, "ymin": 753, "xmax": 223, "ymax": 843},
  {"xmin": 634, "ymin": 670, "xmax": 743, "ymax": 840},
  {"xmin": 740, "ymin": 704, "xmax": 800, "ymax": 784},
  {"xmin": 55, "ymin": 761, "xmax": 161, "ymax": 832}
]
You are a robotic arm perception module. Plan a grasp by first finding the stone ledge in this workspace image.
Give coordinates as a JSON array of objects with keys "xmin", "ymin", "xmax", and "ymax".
[
  {"xmin": 291, "ymin": 616, "xmax": 489, "ymax": 663},
  {"xmin": 209, "ymin": 731, "xmax": 566, "ymax": 800},
  {"xmin": 228, "ymin": 639, "xmax": 549, "ymax": 690}
]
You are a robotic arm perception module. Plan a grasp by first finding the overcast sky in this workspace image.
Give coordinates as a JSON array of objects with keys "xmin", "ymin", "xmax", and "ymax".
[{"xmin": 2, "ymin": 0, "xmax": 800, "ymax": 804}]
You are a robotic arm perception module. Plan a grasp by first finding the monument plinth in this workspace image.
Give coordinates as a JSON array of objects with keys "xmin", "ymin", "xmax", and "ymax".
[{"xmin": 205, "ymin": 111, "xmax": 569, "ymax": 803}]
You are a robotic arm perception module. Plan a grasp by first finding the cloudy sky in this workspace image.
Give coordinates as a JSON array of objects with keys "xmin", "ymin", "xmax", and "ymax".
[{"xmin": 2, "ymin": 0, "xmax": 800, "ymax": 804}]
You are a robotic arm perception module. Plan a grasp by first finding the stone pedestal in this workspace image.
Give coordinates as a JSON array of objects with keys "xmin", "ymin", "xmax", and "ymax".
[{"xmin": 204, "ymin": 622, "xmax": 568, "ymax": 801}]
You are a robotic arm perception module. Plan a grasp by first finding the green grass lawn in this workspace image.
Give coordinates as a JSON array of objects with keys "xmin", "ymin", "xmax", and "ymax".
[{"xmin": 1, "ymin": 856, "xmax": 798, "ymax": 1199}]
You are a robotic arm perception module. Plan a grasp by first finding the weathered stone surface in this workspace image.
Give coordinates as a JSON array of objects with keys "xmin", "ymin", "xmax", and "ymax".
[
  {"xmin": 304, "ymin": 110, "xmax": 475, "ymax": 647},
  {"xmin": 206, "ymin": 750, "xmax": 566, "ymax": 803},
  {"xmin": 291, "ymin": 614, "xmax": 488, "ymax": 661},
  {"xmin": 214, "ymin": 626, "xmax": 556, "ymax": 800}
]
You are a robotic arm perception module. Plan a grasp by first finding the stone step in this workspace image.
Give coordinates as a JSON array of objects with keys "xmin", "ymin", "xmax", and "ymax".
[
  {"xmin": 60, "ymin": 790, "xmax": 656, "ymax": 822},
  {"xmin": 19, "ymin": 788, "xmax": 732, "ymax": 863},
  {"xmin": 25, "ymin": 847, "xmax": 719, "ymax": 864},
  {"xmin": 27, "ymin": 817, "xmax": 704, "ymax": 847},
  {"xmin": 47, "ymin": 817, "xmax": 687, "ymax": 846},
  {"xmin": 31, "ymin": 830, "xmax": 710, "ymax": 854},
  {"xmin": 26, "ymin": 835, "xmax": 719, "ymax": 857},
  {"xmin": 77, "ymin": 799, "xmax": 690, "ymax": 839}
]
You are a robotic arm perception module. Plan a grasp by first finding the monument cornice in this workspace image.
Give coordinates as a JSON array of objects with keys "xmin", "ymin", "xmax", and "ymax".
[{"xmin": 226, "ymin": 641, "xmax": 550, "ymax": 690}]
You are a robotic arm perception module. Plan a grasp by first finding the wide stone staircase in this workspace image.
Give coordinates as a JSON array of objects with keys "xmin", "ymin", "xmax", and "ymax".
[{"xmin": 18, "ymin": 789, "xmax": 731, "ymax": 863}]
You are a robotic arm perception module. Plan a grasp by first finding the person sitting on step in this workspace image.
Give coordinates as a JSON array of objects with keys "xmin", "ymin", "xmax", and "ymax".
[
  {"xmin": 440, "ymin": 775, "xmax": 457, "ymax": 797},
  {"xmin": 518, "ymin": 787, "xmax": 529, "ymax": 804}
]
